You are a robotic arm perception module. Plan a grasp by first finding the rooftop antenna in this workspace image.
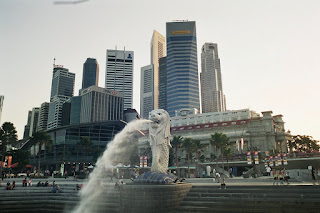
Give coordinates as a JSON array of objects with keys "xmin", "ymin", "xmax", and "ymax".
[{"xmin": 53, "ymin": 58, "xmax": 56, "ymax": 68}]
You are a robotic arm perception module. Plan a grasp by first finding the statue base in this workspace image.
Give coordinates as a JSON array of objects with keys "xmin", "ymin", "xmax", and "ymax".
[
  {"xmin": 133, "ymin": 171, "xmax": 178, "ymax": 184},
  {"xmin": 120, "ymin": 182, "xmax": 192, "ymax": 213}
]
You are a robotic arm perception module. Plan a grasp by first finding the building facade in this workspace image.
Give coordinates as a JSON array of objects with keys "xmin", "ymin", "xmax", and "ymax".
[
  {"xmin": 79, "ymin": 86, "xmax": 124, "ymax": 123},
  {"xmin": 0, "ymin": 96, "xmax": 4, "ymax": 123},
  {"xmin": 140, "ymin": 65, "xmax": 154, "ymax": 119},
  {"xmin": 105, "ymin": 49, "xmax": 134, "ymax": 110},
  {"xmin": 37, "ymin": 102, "xmax": 49, "ymax": 131},
  {"xmin": 200, "ymin": 43, "xmax": 226, "ymax": 113},
  {"xmin": 47, "ymin": 66, "xmax": 75, "ymax": 130},
  {"xmin": 150, "ymin": 30, "xmax": 166, "ymax": 110},
  {"xmin": 30, "ymin": 121, "xmax": 126, "ymax": 171},
  {"xmin": 158, "ymin": 57, "xmax": 167, "ymax": 110},
  {"xmin": 139, "ymin": 109, "xmax": 290, "ymax": 166},
  {"xmin": 166, "ymin": 21, "xmax": 200, "ymax": 116},
  {"xmin": 82, "ymin": 58, "xmax": 99, "ymax": 90}
]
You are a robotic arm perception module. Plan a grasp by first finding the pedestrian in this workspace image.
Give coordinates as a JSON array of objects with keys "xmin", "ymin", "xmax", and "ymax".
[
  {"xmin": 64, "ymin": 171, "xmax": 67, "ymax": 179},
  {"xmin": 6, "ymin": 181, "xmax": 11, "ymax": 190},
  {"xmin": 28, "ymin": 178, "xmax": 32, "ymax": 186},
  {"xmin": 109, "ymin": 172, "xmax": 114, "ymax": 182},
  {"xmin": 266, "ymin": 166, "xmax": 271, "ymax": 176},
  {"xmin": 215, "ymin": 172, "xmax": 220, "ymax": 183},
  {"xmin": 312, "ymin": 168, "xmax": 316, "ymax": 185},
  {"xmin": 27, "ymin": 170, "xmax": 30, "ymax": 178},
  {"xmin": 22, "ymin": 178, "xmax": 27, "ymax": 187},
  {"xmin": 219, "ymin": 178, "xmax": 226, "ymax": 189},
  {"xmin": 278, "ymin": 170, "xmax": 284, "ymax": 186},
  {"xmin": 317, "ymin": 168, "xmax": 320, "ymax": 185},
  {"xmin": 10, "ymin": 181, "xmax": 15, "ymax": 190},
  {"xmin": 229, "ymin": 167, "xmax": 233, "ymax": 178},
  {"xmin": 284, "ymin": 169, "xmax": 290, "ymax": 185},
  {"xmin": 272, "ymin": 169, "xmax": 278, "ymax": 186}
]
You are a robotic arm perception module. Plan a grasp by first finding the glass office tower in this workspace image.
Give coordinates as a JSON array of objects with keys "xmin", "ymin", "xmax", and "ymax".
[{"xmin": 166, "ymin": 21, "xmax": 200, "ymax": 117}]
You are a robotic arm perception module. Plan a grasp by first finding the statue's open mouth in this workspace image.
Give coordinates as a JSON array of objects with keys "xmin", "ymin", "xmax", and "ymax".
[{"xmin": 150, "ymin": 118, "xmax": 160, "ymax": 124}]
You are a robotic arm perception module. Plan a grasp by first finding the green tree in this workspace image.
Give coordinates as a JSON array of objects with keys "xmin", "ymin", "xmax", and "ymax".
[
  {"xmin": 31, "ymin": 131, "xmax": 52, "ymax": 174},
  {"xmin": 182, "ymin": 137, "xmax": 197, "ymax": 178},
  {"xmin": 171, "ymin": 135, "xmax": 183, "ymax": 168},
  {"xmin": 12, "ymin": 149, "xmax": 30, "ymax": 170},
  {"xmin": 0, "ymin": 122, "xmax": 18, "ymax": 176},
  {"xmin": 76, "ymin": 137, "xmax": 93, "ymax": 163},
  {"xmin": 223, "ymin": 147, "xmax": 232, "ymax": 171},
  {"xmin": 210, "ymin": 132, "xmax": 230, "ymax": 170},
  {"xmin": 292, "ymin": 135, "xmax": 320, "ymax": 152}
]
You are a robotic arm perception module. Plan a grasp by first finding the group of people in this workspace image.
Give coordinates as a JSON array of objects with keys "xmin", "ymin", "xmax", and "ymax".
[
  {"xmin": 22, "ymin": 177, "xmax": 32, "ymax": 187},
  {"xmin": 272, "ymin": 168, "xmax": 290, "ymax": 185},
  {"xmin": 36, "ymin": 181, "xmax": 49, "ymax": 187},
  {"xmin": 6, "ymin": 181, "xmax": 15, "ymax": 190}
]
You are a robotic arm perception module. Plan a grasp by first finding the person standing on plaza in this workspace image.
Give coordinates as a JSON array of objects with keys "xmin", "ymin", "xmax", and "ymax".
[
  {"xmin": 272, "ymin": 169, "xmax": 278, "ymax": 185},
  {"xmin": 266, "ymin": 166, "xmax": 271, "ymax": 176},
  {"xmin": 311, "ymin": 168, "xmax": 316, "ymax": 185},
  {"xmin": 278, "ymin": 170, "xmax": 284, "ymax": 186}
]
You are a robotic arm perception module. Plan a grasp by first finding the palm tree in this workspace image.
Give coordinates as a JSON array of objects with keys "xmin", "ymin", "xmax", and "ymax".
[
  {"xmin": 171, "ymin": 135, "xmax": 183, "ymax": 168},
  {"xmin": 76, "ymin": 137, "xmax": 93, "ymax": 163},
  {"xmin": 193, "ymin": 139, "xmax": 205, "ymax": 177},
  {"xmin": 0, "ymin": 122, "xmax": 18, "ymax": 176},
  {"xmin": 182, "ymin": 137, "xmax": 197, "ymax": 178},
  {"xmin": 31, "ymin": 131, "xmax": 52, "ymax": 174},
  {"xmin": 210, "ymin": 132, "xmax": 229, "ymax": 170}
]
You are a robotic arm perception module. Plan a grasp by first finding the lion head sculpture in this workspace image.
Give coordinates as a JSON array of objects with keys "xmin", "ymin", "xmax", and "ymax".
[{"xmin": 149, "ymin": 109, "xmax": 171, "ymax": 147}]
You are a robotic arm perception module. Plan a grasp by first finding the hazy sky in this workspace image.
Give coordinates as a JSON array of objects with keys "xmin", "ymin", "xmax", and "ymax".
[{"xmin": 1, "ymin": 0, "xmax": 319, "ymax": 140}]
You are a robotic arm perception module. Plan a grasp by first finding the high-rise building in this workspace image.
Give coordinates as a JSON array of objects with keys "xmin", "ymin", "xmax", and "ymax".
[
  {"xmin": 37, "ymin": 102, "xmax": 49, "ymax": 131},
  {"xmin": 70, "ymin": 96, "xmax": 82, "ymax": 125},
  {"xmin": 140, "ymin": 65, "xmax": 154, "ymax": 119},
  {"xmin": 47, "ymin": 66, "xmax": 75, "ymax": 130},
  {"xmin": 29, "ymin": 107, "xmax": 40, "ymax": 137},
  {"xmin": 23, "ymin": 111, "xmax": 32, "ymax": 140},
  {"xmin": 0, "ymin": 96, "xmax": 4, "ymax": 123},
  {"xmin": 166, "ymin": 21, "xmax": 200, "ymax": 116},
  {"xmin": 82, "ymin": 58, "xmax": 99, "ymax": 89},
  {"xmin": 105, "ymin": 49, "xmax": 133, "ymax": 110},
  {"xmin": 79, "ymin": 86, "xmax": 124, "ymax": 123},
  {"xmin": 150, "ymin": 30, "xmax": 166, "ymax": 109},
  {"xmin": 200, "ymin": 43, "xmax": 226, "ymax": 113},
  {"xmin": 158, "ymin": 57, "xmax": 167, "ymax": 110}
]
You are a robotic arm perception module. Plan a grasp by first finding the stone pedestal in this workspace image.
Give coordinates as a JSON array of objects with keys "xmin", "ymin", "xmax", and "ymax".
[{"xmin": 119, "ymin": 183, "xmax": 192, "ymax": 213}]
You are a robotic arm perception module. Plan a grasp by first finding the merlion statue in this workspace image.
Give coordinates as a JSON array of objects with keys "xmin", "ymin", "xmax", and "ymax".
[{"xmin": 149, "ymin": 109, "xmax": 171, "ymax": 174}]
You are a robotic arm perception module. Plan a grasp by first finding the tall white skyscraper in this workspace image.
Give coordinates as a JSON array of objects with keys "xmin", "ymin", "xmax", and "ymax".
[
  {"xmin": 200, "ymin": 43, "xmax": 226, "ymax": 113},
  {"xmin": 105, "ymin": 49, "xmax": 134, "ymax": 110},
  {"xmin": 150, "ymin": 30, "xmax": 166, "ymax": 109},
  {"xmin": 140, "ymin": 65, "xmax": 154, "ymax": 119},
  {"xmin": 0, "ymin": 96, "xmax": 4, "ymax": 124}
]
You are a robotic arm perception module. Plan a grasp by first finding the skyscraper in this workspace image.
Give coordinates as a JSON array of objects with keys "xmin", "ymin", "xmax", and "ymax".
[
  {"xmin": 47, "ymin": 65, "xmax": 75, "ymax": 130},
  {"xmin": 37, "ymin": 102, "xmax": 49, "ymax": 131},
  {"xmin": 140, "ymin": 65, "xmax": 154, "ymax": 118},
  {"xmin": 150, "ymin": 30, "xmax": 166, "ymax": 109},
  {"xmin": 166, "ymin": 21, "xmax": 200, "ymax": 116},
  {"xmin": 200, "ymin": 43, "xmax": 226, "ymax": 113},
  {"xmin": 23, "ymin": 110, "xmax": 32, "ymax": 140},
  {"xmin": 105, "ymin": 49, "xmax": 133, "ymax": 110},
  {"xmin": 158, "ymin": 57, "xmax": 167, "ymax": 110},
  {"xmin": 0, "ymin": 96, "xmax": 4, "ymax": 124},
  {"xmin": 29, "ymin": 107, "xmax": 40, "ymax": 137},
  {"xmin": 82, "ymin": 58, "xmax": 99, "ymax": 89}
]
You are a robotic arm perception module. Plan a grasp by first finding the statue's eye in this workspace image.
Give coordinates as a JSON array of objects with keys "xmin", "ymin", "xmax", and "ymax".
[{"xmin": 158, "ymin": 113, "xmax": 161, "ymax": 115}]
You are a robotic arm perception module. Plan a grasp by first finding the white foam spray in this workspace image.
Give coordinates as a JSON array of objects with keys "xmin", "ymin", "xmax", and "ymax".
[{"xmin": 71, "ymin": 119, "xmax": 150, "ymax": 213}]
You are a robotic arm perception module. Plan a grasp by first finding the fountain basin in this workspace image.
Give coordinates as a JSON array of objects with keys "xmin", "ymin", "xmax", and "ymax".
[{"xmin": 119, "ymin": 183, "xmax": 192, "ymax": 213}]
